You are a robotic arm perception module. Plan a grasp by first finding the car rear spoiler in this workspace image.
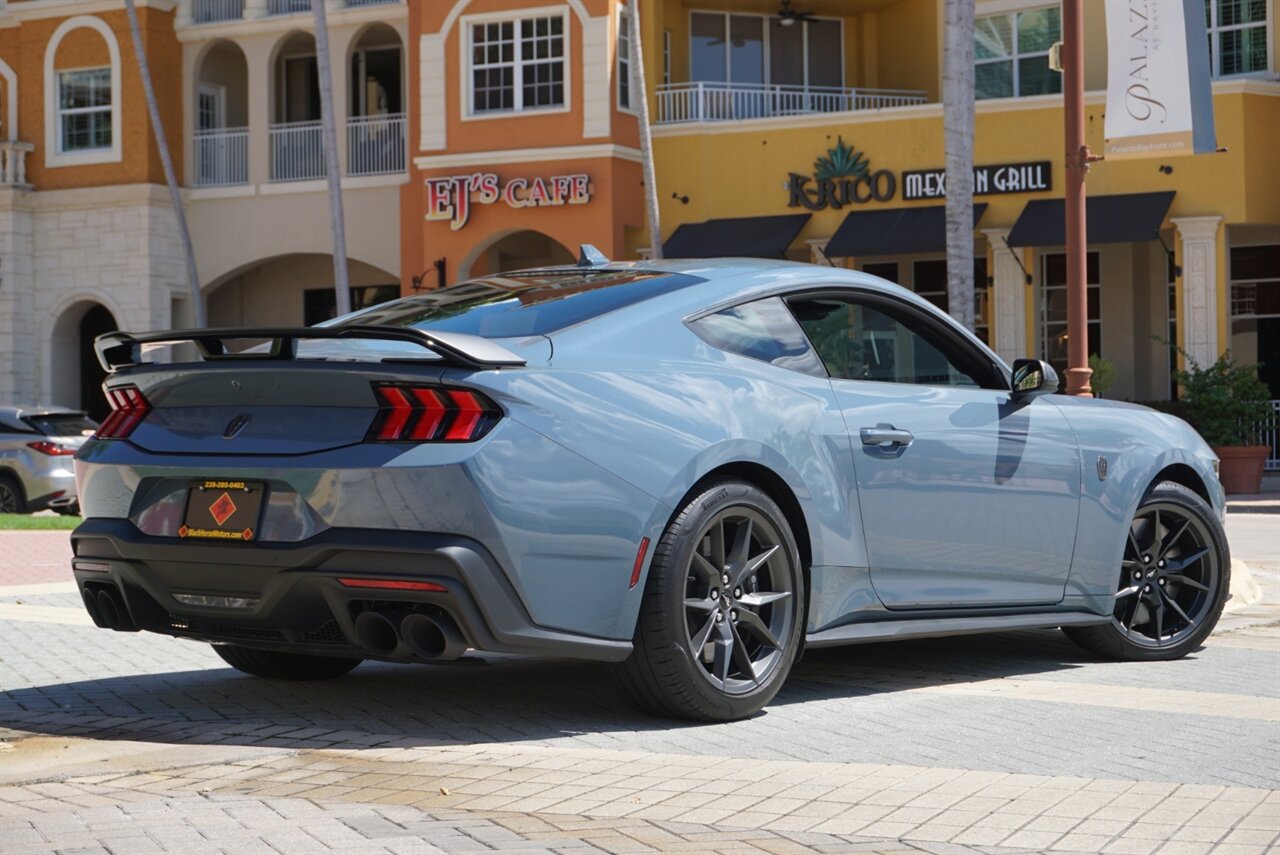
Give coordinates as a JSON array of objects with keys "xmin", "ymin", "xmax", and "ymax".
[{"xmin": 94, "ymin": 326, "xmax": 527, "ymax": 373}]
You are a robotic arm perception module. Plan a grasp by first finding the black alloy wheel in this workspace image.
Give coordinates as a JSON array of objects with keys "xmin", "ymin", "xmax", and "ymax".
[
  {"xmin": 616, "ymin": 480, "xmax": 804, "ymax": 721},
  {"xmin": 0, "ymin": 475, "xmax": 26, "ymax": 515},
  {"xmin": 1065, "ymin": 482, "xmax": 1229, "ymax": 660}
]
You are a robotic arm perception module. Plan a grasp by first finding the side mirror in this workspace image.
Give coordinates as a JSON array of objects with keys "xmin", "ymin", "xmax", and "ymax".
[{"xmin": 1011, "ymin": 358, "xmax": 1059, "ymax": 399}]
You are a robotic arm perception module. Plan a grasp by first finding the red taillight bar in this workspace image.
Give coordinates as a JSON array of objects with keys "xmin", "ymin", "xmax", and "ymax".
[
  {"xmin": 96, "ymin": 385, "xmax": 151, "ymax": 439},
  {"xmin": 337, "ymin": 577, "xmax": 448, "ymax": 592},
  {"xmin": 27, "ymin": 441, "xmax": 77, "ymax": 456},
  {"xmin": 368, "ymin": 383, "xmax": 500, "ymax": 443}
]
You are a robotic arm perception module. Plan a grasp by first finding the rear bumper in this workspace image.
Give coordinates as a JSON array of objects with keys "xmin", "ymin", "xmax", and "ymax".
[{"xmin": 70, "ymin": 518, "xmax": 632, "ymax": 663}]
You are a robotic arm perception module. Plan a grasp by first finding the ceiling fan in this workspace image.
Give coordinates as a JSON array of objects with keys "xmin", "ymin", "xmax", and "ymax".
[{"xmin": 776, "ymin": 0, "xmax": 817, "ymax": 27}]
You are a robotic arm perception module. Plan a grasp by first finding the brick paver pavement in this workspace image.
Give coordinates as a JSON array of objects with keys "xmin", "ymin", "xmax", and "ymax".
[{"xmin": 1, "ymin": 516, "xmax": 1278, "ymax": 855}]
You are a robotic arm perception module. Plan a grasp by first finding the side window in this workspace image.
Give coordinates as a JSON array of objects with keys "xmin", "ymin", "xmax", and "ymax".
[
  {"xmin": 688, "ymin": 296, "xmax": 826, "ymax": 377},
  {"xmin": 788, "ymin": 295, "xmax": 993, "ymax": 388}
]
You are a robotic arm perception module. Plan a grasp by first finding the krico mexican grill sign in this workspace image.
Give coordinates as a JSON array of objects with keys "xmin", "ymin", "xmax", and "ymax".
[{"xmin": 425, "ymin": 173, "xmax": 592, "ymax": 230}]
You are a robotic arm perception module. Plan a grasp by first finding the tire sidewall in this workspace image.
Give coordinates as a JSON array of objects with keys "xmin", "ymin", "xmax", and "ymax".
[{"xmin": 648, "ymin": 481, "xmax": 805, "ymax": 719}]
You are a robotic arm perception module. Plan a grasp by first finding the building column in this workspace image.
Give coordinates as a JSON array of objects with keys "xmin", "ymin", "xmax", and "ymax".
[
  {"xmin": 983, "ymin": 228, "xmax": 1027, "ymax": 364},
  {"xmin": 243, "ymin": 36, "xmax": 273, "ymax": 186},
  {"xmin": 0, "ymin": 189, "xmax": 36, "ymax": 405},
  {"xmin": 1172, "ymin": 216, "xmax": 1223, "ymax": 370},
  {"xmin": 328, "ymin": 26, "xmax": 356, "ymax": 180}
]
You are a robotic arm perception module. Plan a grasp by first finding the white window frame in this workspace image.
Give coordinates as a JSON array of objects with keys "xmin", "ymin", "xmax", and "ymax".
[
  {"xmin": 1205, "ymin": 0, "xmax": 1273, "ymax": 78},
  {"xmin": 43, "ymin": 15, "xmax": 122, "ymax": 168},
  {"xmin": 687, "ymin": 9, "xmax": 845, "ymax": 89},
  {"xmin": 1229, "ymin": 243, "xmax": 1280, "ymax": 319},
  {"xmin": 973, "ymin": 4, "xmax": 1061, "ymax": 101},
  {"xmin": 56, "ymin": 67, "xmax": 114, "ymax": 154},
  {"xmin": 460, "ymin": 5, "xmax": 572, "ymax": 121},
  {"xmin": 197, "ymin": 83, "xmax": 226, "ymax": 131},
  {"xmin": 617, "ymin": 9, "xmax": 636, "ymax": 114}
]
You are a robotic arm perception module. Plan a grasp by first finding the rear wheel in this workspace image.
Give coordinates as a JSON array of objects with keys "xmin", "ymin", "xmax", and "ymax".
[
  {"xmin": 213, "ymin": 644, "xmax": 362, "ymax": 680},
  {"xmin": 0, "ymin": 474, "xmax": 27, "ymax": 514},
  {"xmin": 1064, "ymin": 482, "xmax": 1229, "ymax": 660},
  {"xmin": 616, "ymin": 480, "xmax": 804, "ymax": 721}
]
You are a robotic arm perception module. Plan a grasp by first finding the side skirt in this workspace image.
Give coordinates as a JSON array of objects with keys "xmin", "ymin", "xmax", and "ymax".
[{"xmin": 804, "ymin": 611, "xmax": 1110, "ymax": 648}]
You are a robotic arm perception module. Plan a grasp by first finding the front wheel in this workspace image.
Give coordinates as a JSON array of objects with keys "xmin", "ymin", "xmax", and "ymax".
[
  {"xmin": 615, "ymin": 480, "xmax": 804, "ymax": 721},
  {"xmin": 1064, "ymin": 482, "xmax": 1229, "ymax": 660},
  {"xmin": 213, "ymin": 644, "xmax": 362, "ymax": 680}
]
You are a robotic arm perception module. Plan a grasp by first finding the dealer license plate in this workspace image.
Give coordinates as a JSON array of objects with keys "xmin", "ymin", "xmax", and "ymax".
[{"xmin": 179, "ymin": 480, "xmax": 265, "ymax": 542}]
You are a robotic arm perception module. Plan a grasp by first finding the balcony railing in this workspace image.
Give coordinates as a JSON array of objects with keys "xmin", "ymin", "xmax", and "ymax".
[
  {"xmin": 0, "ymin": 141, "xmax": 34, "ymax": 187},
  {"xmin": 266, "ymin": 0, "xmax": 310, "ymax": 14},
  {"xmin": 192, "ymin": 0, "xmax": 244, "ymax": 23},
  {"xmin": 347, "ymin": 113, "xmax": 405, "ymax": 176},
  {"xmin": 655, "ymin": 82, "xmax": 928, "ymax": 124},
  {"xmin": 194, "ymin": 128, "xmax": 248, "ymax": 187},
  {"xmin": 1264, "ymin": 401, "xmax": 1280, "ymax": 471},
  {"xmin": 345, "ymin": 0, "xmax": 398, "ymax": 5},
  {"xmin": 269, "ymin": 121, "xmax": 325, "ymax": 182}
]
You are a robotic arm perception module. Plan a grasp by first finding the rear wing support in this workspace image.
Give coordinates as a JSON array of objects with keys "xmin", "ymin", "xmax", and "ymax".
[{"xmin": 94, "ymin": 326, "xmax": 527, "ymax": 373}]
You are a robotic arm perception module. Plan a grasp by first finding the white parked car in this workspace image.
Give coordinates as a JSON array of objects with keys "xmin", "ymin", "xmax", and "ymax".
[{"xmin": 0, "ymin": 406, "xmax": 97, "ymax": 514}]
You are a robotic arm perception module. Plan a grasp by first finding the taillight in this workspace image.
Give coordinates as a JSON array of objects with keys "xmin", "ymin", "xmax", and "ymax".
[
  {"xmin": 27, "ymin": 441, "xmax": 77, "ymax": 456},
  {"xmin": 368, "ymin": 383, "xmax": 501, "ymax": 442},
  {"xmin": 97, "ymin": 385, "xmax": 151, "ymax": 439}
]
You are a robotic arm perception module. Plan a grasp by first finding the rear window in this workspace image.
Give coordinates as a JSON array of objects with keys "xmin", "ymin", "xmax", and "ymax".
[
  {"xmin": 25, "ymin": 413, "xmax": 97, "ymax": 436},
  {"xmin": 329, "ymin": 269, "xmax": 706, "ymax": 339}
]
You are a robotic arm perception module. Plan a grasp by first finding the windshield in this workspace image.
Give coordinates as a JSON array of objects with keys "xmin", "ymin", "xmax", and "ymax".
[
  {"xmin": 327, "ymin": 269, "xmax": 707, "ymax": 339},
  {"xmin": 25, "ymin": 413, "xmax": 97, "ymax": 437}
]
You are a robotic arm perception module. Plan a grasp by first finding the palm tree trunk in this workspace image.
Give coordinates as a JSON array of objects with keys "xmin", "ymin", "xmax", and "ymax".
[
  {"xmin": 943, "ymin": 0, "xmax": 976, "ymax": 332},
  {"xmin": 312, "ymin": 0, "xmax": 351, "ymax": 316},
  {"xmin": 628, "ymin": 3, "xmax": 662, "ymax": 259},
  {"xmin": 124, "ymin": 0, "xmax": 206, "ymax": 328}
]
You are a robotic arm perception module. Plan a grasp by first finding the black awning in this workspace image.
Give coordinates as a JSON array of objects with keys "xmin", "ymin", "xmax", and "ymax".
[
  {"xmin": 1007, "ymin": 191, "xmax": 1175, "ymax": 247},
  {"xmin": 662, "ymin": 213, "xmax": 811, "ymax": 259},
  {"xmin": 823, "ymin": 204, "xmax": 988, "ymax": 258}
]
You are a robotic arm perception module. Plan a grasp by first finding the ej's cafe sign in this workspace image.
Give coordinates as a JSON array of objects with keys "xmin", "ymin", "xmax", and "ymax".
[{"xmin": 425, "ymin": 172, "xmax": 591, "ymax": 231}]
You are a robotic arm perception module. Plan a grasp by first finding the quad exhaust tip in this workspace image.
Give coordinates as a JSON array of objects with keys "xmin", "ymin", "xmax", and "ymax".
[{"xmin": 353, "ymin": 610, "xmax": 466, "ymax": 661}]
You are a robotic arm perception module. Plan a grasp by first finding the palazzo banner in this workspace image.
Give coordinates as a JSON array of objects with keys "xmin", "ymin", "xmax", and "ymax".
[{"xmin": 1104, "ymin": 0, "xmax": 1216, "ymax": 160}]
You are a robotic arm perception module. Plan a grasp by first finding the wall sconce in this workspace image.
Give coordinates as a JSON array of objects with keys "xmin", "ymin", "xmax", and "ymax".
[
  {"xmin": 411, "ymin": 258, "xmax": 448, "ymax": 292},
  {"xmin": 1158, "ymin": 164, "xmax": 1174, "ymax": 175},
  {"xmin": 671, "ymin": 192, "xmax": 689, "ymax": 205}
]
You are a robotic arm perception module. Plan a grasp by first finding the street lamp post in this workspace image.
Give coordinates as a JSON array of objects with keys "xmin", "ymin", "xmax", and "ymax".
[{"xmin": 1063, "ymin": 0, "xmax": 1095, "ymax": 396}]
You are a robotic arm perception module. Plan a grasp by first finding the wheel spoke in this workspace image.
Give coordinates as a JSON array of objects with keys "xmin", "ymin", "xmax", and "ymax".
[
  {"xmin": 711, "ymin": 621, "xmax": 734, "ymax": 686},
  {"xmin": 691, "ymin": 552, "xmax": 720, "ymax": 587},
  {"xmin": 728, "ymin": 517, "xmax": 753, "ymax": 567},
  {"xmin": 1167, "ymin": 573, "xmax": 1210, "ymax": 593},
  {"xmin": 1153, "ymin": 596, "xmax": 1165, "ymax": 645},
  {"xmin": 735, "ymin": 608, "xmax": 781, "ymax": 649},
  {"xmin": 1164, "ymin": 547, "xmax": 1209, "ymax": 573},
  {"xmin": 734, "ymin": 544, "xmax": 779, "ymax": 587},
  {"xmin": 738, "ymin": 590, "xmax": 791, "ymax": 609},
  {"xmin": 1124, "ymin": 594, "xmax": 1144, "ymax": 632},
  {"xmin": 685, "ymin": 597, "xmax": 715, "ymax": 612},
  {"xmin": 1151, "ymin": 509, "xmax": 1161, "ymax": 554},
  {"xmin": 690, "ymin": 612, "xmax": 718, "ymax": 653},
  {"xmin": 729, "ymin": 624, "xmax": 758, "ymax": 685},
  {"xmin": 711, "ymin": 520, "xmax": 727, "ymax": 573},
  {"xmin": 1161, "ymin": 590, "xmax": 1195, "ymax": 628},
  {"xmin": 1114, "ymin": 585, "xmax": 1141, "ymax": 599},
  {"xmin": 1127, "ymin": 528, "xmax": 1143, "ymax": 562},
  {"xmin": 1157, "ymin": 517, "xmax": 1192, "ymax": 562}
]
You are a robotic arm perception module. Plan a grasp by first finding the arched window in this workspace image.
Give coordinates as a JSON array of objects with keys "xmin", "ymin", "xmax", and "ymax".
[{"xmin": 43, "ymin": 15, "xmax": 123, "ymax": 167}]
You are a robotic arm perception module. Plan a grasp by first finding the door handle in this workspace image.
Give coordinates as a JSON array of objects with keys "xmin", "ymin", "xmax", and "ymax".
[{"xmin": 860, "ymin": 425, "xmax": 914, "ymax": 448}]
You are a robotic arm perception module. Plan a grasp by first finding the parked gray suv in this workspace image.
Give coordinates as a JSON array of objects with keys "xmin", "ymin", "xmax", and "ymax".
[{"xmin": 0, "ymin": 406, "xmax": 97, "ymax": 514}]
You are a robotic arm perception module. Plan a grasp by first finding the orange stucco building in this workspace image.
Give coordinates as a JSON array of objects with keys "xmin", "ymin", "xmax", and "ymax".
[{"xmin": 400, "ymin": 0, "xmax": 644, "ymax": 287}]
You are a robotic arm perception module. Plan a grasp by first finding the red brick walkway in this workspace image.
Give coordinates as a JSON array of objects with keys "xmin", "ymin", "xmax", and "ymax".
[{"xmin": 0, "ymin": 531, "xmax": 74, "ymax": 587}]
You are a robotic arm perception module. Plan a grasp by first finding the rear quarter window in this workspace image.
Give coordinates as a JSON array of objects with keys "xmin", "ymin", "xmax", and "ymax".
[{"xmin": 688, "ymin": 297, "xmax": 826, "ymax": 377}]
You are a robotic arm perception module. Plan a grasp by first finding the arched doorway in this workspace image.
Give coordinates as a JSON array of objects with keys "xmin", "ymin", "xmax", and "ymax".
[
  {"xmin": 193, "ymin": 40, "xmax": 249, "ymax": 187},
  {"xmin": 465, "ymin": 230, "xmax": 574, "ymax": 279},
  {"xmin": 50, "ymin": 301, "xmax": 117, "ymax": 420},
  {"xmin": 348, "ymin": 24, "xmax": 404, "ymax": 176},
  {"xmin": 206, "ymin": 254, "xmax": 400, "ymax": 327}
]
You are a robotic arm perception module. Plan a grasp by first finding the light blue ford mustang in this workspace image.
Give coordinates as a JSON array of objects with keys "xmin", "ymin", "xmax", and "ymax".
[{"xmin": 73, "ymin": 251, "xmax": 1229, "ymax": 721}]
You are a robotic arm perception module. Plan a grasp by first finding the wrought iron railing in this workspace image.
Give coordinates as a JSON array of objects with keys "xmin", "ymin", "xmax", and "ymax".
[
  {"xmin": 655, "ymin": 81, "xmax": 928, "ymax": 124},
  {"xmin": 347, "ymin": 113, "xmax": 405, "ymax": 176},
  {"xmin": 266, "ymin": 0, "xmax": 310, "ymax": 15},
  {"xmin": 269, "ymin": 121, "xmax": 325, "ymax": 182},
  {"xmin": 1264, "ymin": 401, "xmax": 1280, "ymax": 470},
  {"xmin": 192, "ymin": 0, "xmax": 244, "ymax": 23},
  {"xmin": 194, "ymin": 128, "xmax": 248, "ymax": 187}
]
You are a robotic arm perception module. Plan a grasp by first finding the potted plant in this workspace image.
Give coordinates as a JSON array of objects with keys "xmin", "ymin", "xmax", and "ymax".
[{"xmin": 1171, "ymin": 350, "xmax": 1273, "ymax": 495}]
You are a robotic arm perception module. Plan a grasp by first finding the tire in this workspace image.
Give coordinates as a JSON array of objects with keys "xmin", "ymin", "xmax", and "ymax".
[
  {"xmin": 213, "ymin": 644, "xmax": 362, "ymax": 680},
  {"xmin": 615, "ymin": 480, "xmax": 805, "ymax": 721},
  {"xmin": 1064, "ymin": 481, "xmax": 1230, "ymax": 661},
  {"xmin": 0, "ymin": 474, "xmax": 27, "ymax": 514}
]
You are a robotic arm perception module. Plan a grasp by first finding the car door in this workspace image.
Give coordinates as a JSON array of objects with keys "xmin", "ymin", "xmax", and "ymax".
[{"xmin": 787, "ymin": 290, "xmax": 1081, "ymax": 609}]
